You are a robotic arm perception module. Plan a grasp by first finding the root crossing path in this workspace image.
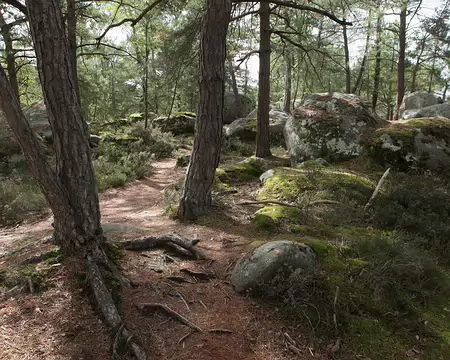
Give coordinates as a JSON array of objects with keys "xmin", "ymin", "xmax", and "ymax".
[{"xmin": 0, "ymin": 159, "xmax": 322, "ymax": 360}]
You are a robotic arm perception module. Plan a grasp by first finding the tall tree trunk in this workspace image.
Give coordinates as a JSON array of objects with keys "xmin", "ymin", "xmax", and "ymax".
[
  {"xmin": 394, "ymin": 0, "xmax": 407, "ymax": 120},
  {"xmin": 67, "ymin": 0, "xmax": 80, "ymax": 101},
  {"xmin": 256, "ymin": 0, "xmax": 271, "ymax": 158},
  {"xmin": 26, "ymin": 0, "xmax": 103, "ymax": 254},
  {"xmin": 411, "ymin": 36, "xmax": 427, "ymax": 92},
  {"xmin": 443, "ymin": 82, "xmax": 448, "ymax": 101},
  {"xmin": 0, "ymin": 10, "xmax": 20, "ymax": 101},
  {"xmin": 342, "ymin": 18, "xmax": 351, "ymax": 93},
  {"xmin": 283, "ymin": 51, "xmax": 292, "ymax": 113},
  {"xmin": 352, "ymin": 9, "xmax": 372, "ymax": 94},
  {"xmin": 144, "ymin": 21, "xmax": 150, "ymax": 128},
  {"xmin": 372, "ymin": 0, "xmax": 382, "ymax": 110},
  {"xmin": 228, "ymin": 57, "xmax": 241, "ymax": 117},
  {"xmin": 428, "ymin": 38, "xmax": 438, "ymax": 93},
  {"xmin": 178, "ymin": 0, "xmax": 231, "ymax": 221}
]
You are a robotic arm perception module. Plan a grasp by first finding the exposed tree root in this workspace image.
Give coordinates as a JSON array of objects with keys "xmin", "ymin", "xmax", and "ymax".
[
  {"xmin": 237, "ymin": 199, "xmax": 340, "ymax": 208},
  {"xmin": 120, "ymin": 234, "xmax": 206, "ymax": 260},
  {"xmin": 86, "ymin": 254, "xmax": 147, "ymax": 360},
  {"xmin": 137, "ymin": 303, "xmax": 204, "ymax": 332}
]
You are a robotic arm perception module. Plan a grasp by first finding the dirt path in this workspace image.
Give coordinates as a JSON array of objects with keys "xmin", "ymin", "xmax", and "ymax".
[{"xmin": 0, "ymin": 159, "xmax": 324, "ymax": 360}]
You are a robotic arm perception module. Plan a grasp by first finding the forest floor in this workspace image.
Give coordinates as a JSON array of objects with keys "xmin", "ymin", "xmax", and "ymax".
[{"xmin": 0, "ymin": 159, "xmax": 328, "ymax": 360}]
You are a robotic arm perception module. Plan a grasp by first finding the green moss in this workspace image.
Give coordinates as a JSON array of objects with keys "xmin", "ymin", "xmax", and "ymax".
[
  {"xmin": 216, "ymin": 156, "xmax": 268, "ymax": 183},
  {"xmin": 174, "ymin": 111, "xmax": 196, "ymax": 118},
  {"xmin": 252, "ymin": 213, "xmax": 277, "ymax": 232},
  {"xmin": 258, "ymin": 167, "xmax": 375, "ymax": 205},
  {"xmin": 252, "ymin": 205, "xmax": 303, "ymax": 232}
]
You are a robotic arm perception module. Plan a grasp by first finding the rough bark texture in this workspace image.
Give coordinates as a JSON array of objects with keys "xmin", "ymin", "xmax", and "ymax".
[
  {"xmin": 67, "ymin": 0, "xmax": 80, "ymax": 101},
  {"xmin": 256, "ymin": 0, "xmax": 272, "ymax": 157},
  {"xmin": 283, "ymin": 52, "xmax": 292, "ymax": 113},
  {"xmin": 178, "ymin": 0, "xmax": 231, "ymax": 221},
  {"xmin": 0, "ymin": 9, "xmax": 20, "ymax": 101},
  {"xmin": 394, "ymin": 1, "xmax": 407, "ymax": 120},
  {"xmin": 372, "ymin": 0, "xmax": 382, "ymax": 110},
  {"xmin": 26, "ymin": 0, "xmax": 103, "ymax": 254}
]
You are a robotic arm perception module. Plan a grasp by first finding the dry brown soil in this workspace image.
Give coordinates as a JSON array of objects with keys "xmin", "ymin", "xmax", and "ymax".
[{"xmin": 0, "ymin": 159, "xmax": 328, "ymax": 360}]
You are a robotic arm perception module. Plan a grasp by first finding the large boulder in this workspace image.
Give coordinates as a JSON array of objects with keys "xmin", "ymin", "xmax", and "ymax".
[
  {"xmin": 403, "ymin": 102, "xmax": 450, "ymax": 120},
  {"xmin": 284, "ymin": 93, "xmax": 383, "ymax": 165},
  {"xmin": 231, "ymin": 240, "xmax": 317, "ymax": 293},
  {"xmin": 399, "ymin": 91, "xmax": 443, "ymax": 119},
  {"xmin": 153, "ymin": 112, "xmax": 196, "ymax": 135},
  {"xmin": 366, "ymin": 117, "xmax": 450, "ymax": 173},
  {"xmin": 223, "ymin": 92, "xmax": 255, "ymax": 124},
  {"xmin": 22, "ymin": 100, "xmax": 52, "ymax": 140},
  {"xmin": 225, "ymin": 109, "xmax": 291, "ymax": 144}
]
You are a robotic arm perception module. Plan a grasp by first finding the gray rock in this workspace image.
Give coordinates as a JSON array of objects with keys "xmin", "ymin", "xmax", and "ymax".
[
  {"xmin": 284, "ymin": 92, "xmax": 382, "ymax": 165},
  {"xmin": 223, "ymin": 92, "xmax": 255, "ymax": 124},
  {"xmin": 153, "ymin": 113, "xmax": 196, "ymax": 135},
  {"xmin": 403, "ymin": 102, "xmax": 450, "ymax": 120},
  {"xmin": 259, "ymin": 169, "xmax": 275, "ymax": 184},
  {"xmin": 22, "ymin": 100, "xmax": 52, "ymax": 140},
  {"xmin": 225, "ymin": 109, "xmax": 291, "ymax": 143},
  {"xmin": 399, "ymin": 91, "xmax": 443, "ymax": 119},
  {"xmin": 367, "ymin": 117, "xmax": 450, "ymax": 173},
  {"xmin": 231, "ymin": 240, "xmax": 317, "ymax": 293}
]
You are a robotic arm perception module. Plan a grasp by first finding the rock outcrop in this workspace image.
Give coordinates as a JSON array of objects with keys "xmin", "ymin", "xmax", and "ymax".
[
  {"xmin": 367, "ymin": 117, "xmax": 450, "ymax": 173},
  {"xmin": 403, "ymin": 102, "xmax": 450, "ymax": 120},
  {"xmin": 284, "ymin": 93, "xmax": 382, "ymax": 165},
  {"xmin": 153, "ymin": 112, "xmax": 196, "ymax": 135},
  {"xmin": 399, "ymin": 91, "xmax": 443, "ymax": 119},
  {"xmin": 223, "ymin": 92, "xmax": 255, "ymax": 124}
]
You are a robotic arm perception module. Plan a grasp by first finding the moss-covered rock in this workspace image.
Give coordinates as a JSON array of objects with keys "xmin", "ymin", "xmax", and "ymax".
[
  {"xmin": 153, "ymin": 112, "xmax": 196, "ymax": 135},
  {"xmin": 285, "ymin": 93, "xmax": 383, "ymax": 164},
  {"xmin": 217, "ymin": 156, "xmax": 289, "ymax": 184},
  {"xmin": 258, "ymin": 167, "xmax": 375, "ymax": 205},
  {"xmin": 367, "ymin": 117, "xmax": 450, "ymax": 173},
  {"xmin": 252, "ymin": 205, "xmax": 303, "ymax": 232}
]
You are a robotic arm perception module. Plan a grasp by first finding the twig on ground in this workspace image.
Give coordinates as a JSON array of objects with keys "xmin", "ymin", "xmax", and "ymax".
[
  {"xmin": 208, "ymin": 328, "xmax": 233, "ymax": 333},
  {"xmin": 199, "ymin": 300, "xmax": 208, "ymax": 310},
  {"xmin": 288, "ymin": 343, "xmax": 303, "ymax": 356},
  {"xmin": 177, "ymin": 292, "xmax": 191, "ymax": 312},
  {"xmin": 364, "ymin": 168, "xmax": 390, "ymax": 211},
  {"xmin": 137, "ymin": 303, "xmax": 204, "ymax": 332},
  {"xmin": 333, "ymin": 285, "xmax": 340, "ymax": 335},
  {"xmin": 177, "ymin": 330, "xmax": 194, "ymax": 344},
  {"xmin": 236, "ymin": 200, "xmax": 297, "ymax": 208}
]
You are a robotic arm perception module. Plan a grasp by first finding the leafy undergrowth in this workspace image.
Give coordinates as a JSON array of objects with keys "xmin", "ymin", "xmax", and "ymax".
[{"xmin": 217, "ymin": 154, "xmax": 450, "ymax": 360}]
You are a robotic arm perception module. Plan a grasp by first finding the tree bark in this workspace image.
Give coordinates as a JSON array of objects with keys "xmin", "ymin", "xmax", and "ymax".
[
  {"xmin": 352, "ymin": 9, "xmax": 372, "ymax": 95},
  {"xmin": 25, "ymin": 0, "xmax": 103, "ymax": 254},
  {"xmin": 394, "ymin": 0, "xmax": 407, "ymax": 120},
  {"xmin": 67, "ymin": 0, "xmax": 80, "ymax": 101},
  {"xmin": 342, "ymin": 19, "xmax": 351, "ymax": 94},
  {"xmin": 228, "ymin": 57, "xmax": 241, "ymax": 117},
  {"xmin": 178, "ymin": 0, "xmax": 231, "ymax": 221},
  {"xmin": 372, "ymin": 0, "xmax": 382, "ymax": 110},
  {"xmin": 283, "ymin": 51, "xmax": 292, "ymax": 113},
  {"xmin": 0, "ymin": 9, "xmax": 20, "ymax": 101},
  {"xmin": 411, "ymin": 36, "xmax": 427, "ymax": 92},
  {"xmin": 256, "ymin": 0, "xmax": 272, "ymax": 157}
]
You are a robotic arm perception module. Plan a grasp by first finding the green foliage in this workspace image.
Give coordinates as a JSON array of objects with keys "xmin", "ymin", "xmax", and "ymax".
[
  {"xmin": 0, "ymin": 167, "xmax": 47, "ymax": 225},
  {"xmin": 94, "ymin": 142, "xmax": 152, "ymax": 191},
  {"xmin": 371, "ymin": 172, "xmax": 450, "ymax": 260}
]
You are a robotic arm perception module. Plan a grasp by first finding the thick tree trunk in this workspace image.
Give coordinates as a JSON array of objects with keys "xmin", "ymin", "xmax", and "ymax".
[
  {"xmin": 283, "ymin": 51, "xmax": 292, "ymax": 113},
  {"xmin": 394, "ymin": 1, "xmax": 407, "ymax": 120},
  {"xmin": 144, "ymin": 21, "xmax": 150, "ymax": 128},
  {"xmin": 0, "ymin": 10, "xmax": 20, "ymax": 101},
  {"xmin": 178, "ymin": 0, "xmax": 231, "ymax": 221},
  {"xmin": 26, "ymin": 0, "xmax": 103, "ymax": 254},
  {"xmin": 372, "ymin": 0, "xmax": 382, "ymax": 110},
  {"xmin": 352, "ymin": 10, "xmax": 372, "ymax": 95},
  {"xmin": 256, "ymin": 0, "xmax": 272, "ymax": 158}
]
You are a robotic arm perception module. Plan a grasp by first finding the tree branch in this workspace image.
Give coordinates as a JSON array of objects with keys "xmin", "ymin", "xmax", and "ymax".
[
  {"xmin": 2, "ymin": 0, "xmax": 27, "ymax": 16},
  {"xmin": 95, "ymin": 0, "xmax": 164, "ymax": 45}
]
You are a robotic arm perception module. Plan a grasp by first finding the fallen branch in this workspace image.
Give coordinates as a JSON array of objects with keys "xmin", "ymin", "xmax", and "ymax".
[
  {"xmin": 177, "ymin": 330, "xmax": 195, "ymax": 344},
  {"xmin": 236, "ymin": 200, "xmax": 297, "ymax": 208},
  {"xmin": 180, "ymin": 268, "xmax": 215, "ymax": 280},
  {"xmin": 209, "ymin": 328, "xmax": 233, "ymax": 334},
  {"xmin": 137, "ymin": 303, "xmax": 203, "ymax": 332},
  {"xmin": 309, "ymin": 199, "xmax": 340, "ymax": 206},
  {"xmin": 120, "ymin": 234, "xmax": 205, "ymax": 260},
  {"xmin": 364, "ymin": 168, "xmax": 390, "ymax": 211}
]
